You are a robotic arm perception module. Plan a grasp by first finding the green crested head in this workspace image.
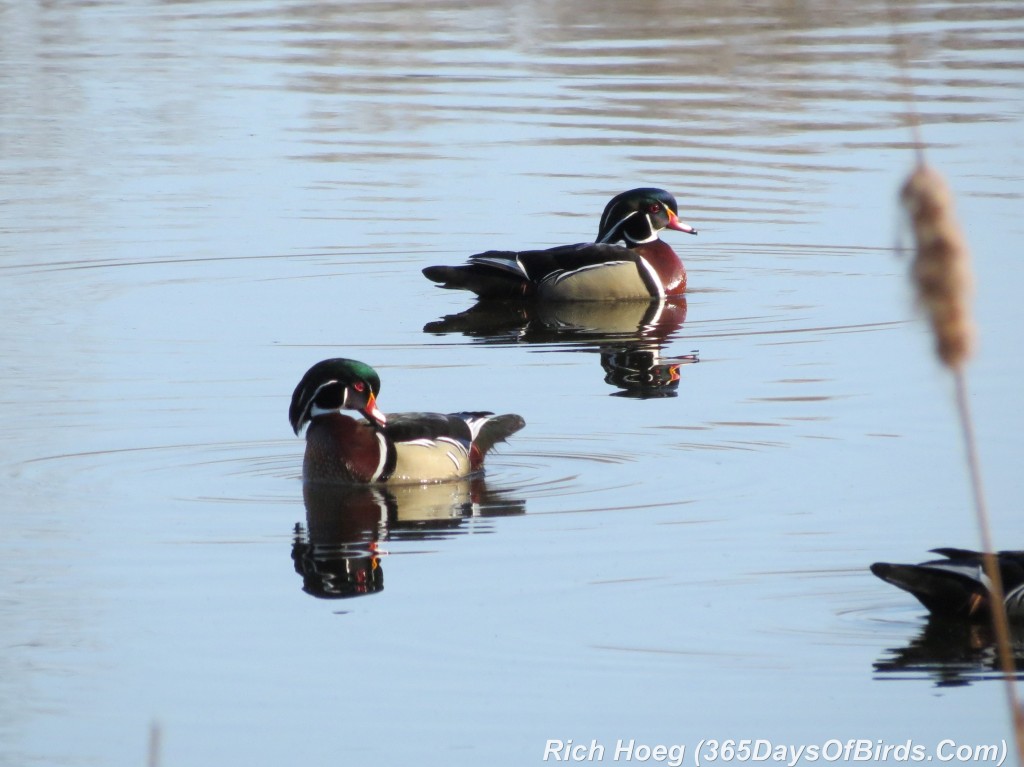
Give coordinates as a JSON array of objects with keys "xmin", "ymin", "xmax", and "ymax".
[
  {"xmin": 289, "ymin": 358, "xmax": 385, "ymax": 434},
  {"xmin": 596, "ymin": 188, "xmax": 696, "ymax": 245}
]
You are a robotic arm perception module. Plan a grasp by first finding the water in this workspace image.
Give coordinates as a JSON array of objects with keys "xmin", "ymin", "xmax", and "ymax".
[{"xmin": 2, "ymin": 2, "xmax": 1023, "ymax": 765}]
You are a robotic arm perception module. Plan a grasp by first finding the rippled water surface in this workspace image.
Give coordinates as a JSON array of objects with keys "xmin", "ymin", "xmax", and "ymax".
[{"xmin": 3, "ymin": 2, "xmax": 1024, "ymax": 766}]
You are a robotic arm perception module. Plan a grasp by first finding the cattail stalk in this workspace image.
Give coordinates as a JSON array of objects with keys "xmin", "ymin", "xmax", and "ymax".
[
  {"xmin": 902, "ymin": 164, "xmax": 1024, "ymax": 759},
  {"xmin": 901, "ymin": 165, "xmax": 974, "ymax": 369},
  {"xmin": 148, "ymin": 721, "xmax": 161, "ymax": 767}
]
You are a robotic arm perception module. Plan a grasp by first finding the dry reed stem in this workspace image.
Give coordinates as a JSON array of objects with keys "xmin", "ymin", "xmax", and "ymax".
[
  {"xmin": 953, "ymin": 374, "xmax": 1024, "ymax": 745},
  {"xmin": 148, "ymin": 721, "xmax": 161, "ymax": 767},
  {"xmin": 888, "ymin": 1, "xmax": 1021, "ymax": 754},
  {"xmin": 901, "ymin": 163, "xmax": 1024, "ymax": 761}
]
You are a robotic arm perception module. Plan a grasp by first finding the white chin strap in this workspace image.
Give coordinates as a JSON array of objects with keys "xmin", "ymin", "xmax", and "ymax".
[
  {"xmin": 602, "ymin": 210, "xmax": 660, "ymax": 245},
  {"xmin": 624, "ymin": 214, "xmax": 658, "ymax": 245},
  {"xmin": 309, "ymin": 403, "xmax": 343, "ymax": 419}
]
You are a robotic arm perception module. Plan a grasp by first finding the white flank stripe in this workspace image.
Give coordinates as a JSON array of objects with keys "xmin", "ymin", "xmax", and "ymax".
[
  {"xmin": 546, "ymin": 261, "xmax": 628, "ymax": 287},
  {"xmin": 438, "ymin": 436, "xmax": 470, "ymax": 456},
  {"xmin": 404, "ymin": 438, "xmax": 438, "ymax": 448},
  {"xmin": 371, "ymin": 431, "xmax": 389, "ymax": 481},
  {"xmin": 635, "ymin": 255, "xmax": 665, "ymax": 299},
  {"xmin": 463, "ymin": 417, "xmax": 488, "ymax": 442}
]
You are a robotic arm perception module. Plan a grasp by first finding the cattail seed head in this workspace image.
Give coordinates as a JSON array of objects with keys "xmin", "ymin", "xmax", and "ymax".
[{"xmin": 901, "ymin": 163, "xmax": 975, "ymax": 370}]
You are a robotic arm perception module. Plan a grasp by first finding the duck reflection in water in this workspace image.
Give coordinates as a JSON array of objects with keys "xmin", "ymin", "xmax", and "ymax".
[
  {"xmin": 424, "ymin": 297, "xmax": 697, "ymax": 399},
  {"xmin": 292, "ymin": 480, "xmax": 525, "ymax": 600},
  {"xmin": 873, "ymin": 616, "xmax": 1024, "ymax": 687}
]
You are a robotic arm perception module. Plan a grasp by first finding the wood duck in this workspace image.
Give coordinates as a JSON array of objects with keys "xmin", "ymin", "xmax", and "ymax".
[
  {"xmin": 871, "ymin": 548, "xmax": 1024, "ymax": 621},
  {"xmin": 422, "ymin": 188, "xmax": 697, "ymax": 301},
  {"xmin": 289, "ymin": 358, "xmax": 525, "ymax": 484}
]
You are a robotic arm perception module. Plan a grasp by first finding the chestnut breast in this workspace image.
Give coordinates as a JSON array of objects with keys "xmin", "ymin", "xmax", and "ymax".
[{"xmin": 303, "ymin": 414, "xmax": 384, "ymax": 483}]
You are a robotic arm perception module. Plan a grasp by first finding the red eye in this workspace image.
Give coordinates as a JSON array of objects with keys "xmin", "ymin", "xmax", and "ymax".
[
  {"xmin": 647, "ymin": 203, "xmax": 662, "ymax": 214},
  {"xmin": 353, "ymin": 382, "xmax": 365, "ymax": 392}
]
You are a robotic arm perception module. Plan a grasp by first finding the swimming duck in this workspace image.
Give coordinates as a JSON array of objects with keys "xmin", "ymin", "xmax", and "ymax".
[
  {"xmin": 289, "ymin": 358, "xmax": 525, "ymax": 484},
  {"xmin": 422, "ymin": 188, "xmax": 697, "ymax": 301},
  {"xmin": 871, "ymin": 548, "xmax": 1024, "ymax": 621}
]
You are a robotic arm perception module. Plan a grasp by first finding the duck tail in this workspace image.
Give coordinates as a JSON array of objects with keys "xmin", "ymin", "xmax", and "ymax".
[
  {"xmin": 458, "ymin": 412, "xmax": 526, "ymax": 456},
  {"xmin": 870, "ymin": 561, "xmax": 989, "ymax": 619},
  {"xmin": 422, "ymin": 259, "xmax": 530, "ymax": 300}
]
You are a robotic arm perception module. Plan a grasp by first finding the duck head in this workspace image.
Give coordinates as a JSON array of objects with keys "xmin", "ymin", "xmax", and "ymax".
[
  {"xmin": 289, "ymin": 358, "xmax": 386, "ymax": 434},
  {"xmin": 596, "ymin": 188, "xmax": 697, "ymax": 245}
]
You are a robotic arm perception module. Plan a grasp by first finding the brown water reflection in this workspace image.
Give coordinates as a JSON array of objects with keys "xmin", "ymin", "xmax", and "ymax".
[
  {"xmin": 874, "ymin": 617, "xmax": 1024, "ymax": 687},
  {"xmin": 426, "ymin": 297, "xmax": 698, "ymax": 397},
  {"xmin": 293, "ymin": 480, "xmax": 526, "ymax": 600}
]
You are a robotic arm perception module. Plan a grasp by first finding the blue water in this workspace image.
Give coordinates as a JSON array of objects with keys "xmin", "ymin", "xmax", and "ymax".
[{"xmin": 2, "ymin": 2, "xmax": 1023, "ymax": 766}]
